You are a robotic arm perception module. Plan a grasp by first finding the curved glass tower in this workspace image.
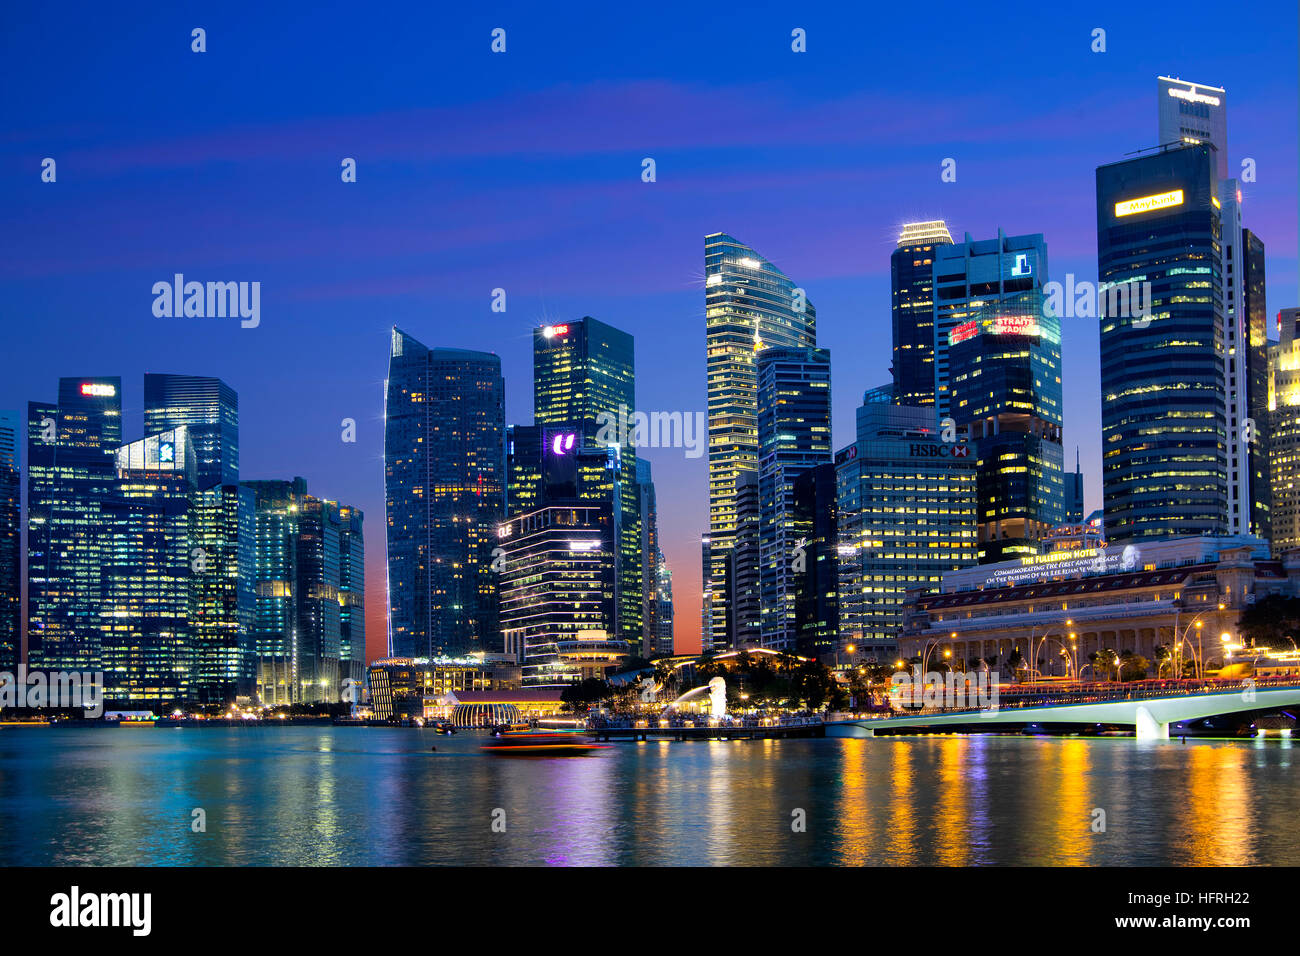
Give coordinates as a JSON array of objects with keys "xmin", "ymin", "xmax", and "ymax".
[{"xmin": 704, "ymin": 234, "xmax": 816, "ymax": 650}]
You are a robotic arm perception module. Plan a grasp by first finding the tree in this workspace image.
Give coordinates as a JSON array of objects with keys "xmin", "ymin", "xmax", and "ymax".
[
  {"xmin": 1092, "ymin": 648, "xmax": 1120, "ymax": 681},
  {"xmin": 1238, "ymin": 594, "xmax": 1300, "ymax": 649},
  {"xmin": 1153, "ymin": 644, "xmax": 1172, "ymax": 679},
  {"xmin": 1006, "ymin": 648, "xmax": 1026, "ymax": 680},
  {"xmin": 1119, "ymin": 651, "xmax": 1149, "ymax": 681}
]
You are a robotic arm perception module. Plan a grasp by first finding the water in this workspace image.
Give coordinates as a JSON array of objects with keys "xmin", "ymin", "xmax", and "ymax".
[{"xmin": 1, "ymin": 726, "xmax": 1297, "ymax": 865}]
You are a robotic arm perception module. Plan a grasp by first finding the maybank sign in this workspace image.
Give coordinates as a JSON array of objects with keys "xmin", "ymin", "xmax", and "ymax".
[{"xmin": 1115, "ymin": 189, "xmax": 1185, "ymax": 218}]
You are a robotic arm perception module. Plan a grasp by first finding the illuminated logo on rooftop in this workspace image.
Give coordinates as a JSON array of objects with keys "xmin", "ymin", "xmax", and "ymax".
[
  {"xmin": 550, "ymin": 432, "xmax": 576, "ymax": 456},
  {"xmin": 1167, "ymin": 87, "xmax": 1221, "ymax": 106},
  {"xmin": 79, "ymin": 383, "xmax": 116, "ymax": 397},
  {"xmin": 542, "ymin": 324, "xmax": 570, "ymax": 338}
]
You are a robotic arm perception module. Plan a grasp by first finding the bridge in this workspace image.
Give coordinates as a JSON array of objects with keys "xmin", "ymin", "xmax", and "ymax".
[{"xmin": 826, "ymin": 676, "xmax": 1300, "ymax": 739}]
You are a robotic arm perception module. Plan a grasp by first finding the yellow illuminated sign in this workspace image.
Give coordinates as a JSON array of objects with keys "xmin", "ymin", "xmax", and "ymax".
[{"xmin": 1115, "ymin": 190, "xmax": 1185, "ymax": 218}]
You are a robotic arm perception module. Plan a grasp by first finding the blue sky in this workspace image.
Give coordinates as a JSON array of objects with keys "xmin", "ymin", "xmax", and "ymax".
[{"xmin": 2, "ymin": 0, "xmax": 1296, "ymax": 653}]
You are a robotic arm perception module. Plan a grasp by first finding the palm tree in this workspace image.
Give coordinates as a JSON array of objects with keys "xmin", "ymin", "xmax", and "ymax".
[{"xmin": 1153, "ymin": 644, "xmax": 1172, "ymax": 679}]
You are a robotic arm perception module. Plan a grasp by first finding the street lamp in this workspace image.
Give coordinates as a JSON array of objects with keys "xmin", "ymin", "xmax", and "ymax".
[{"xmin": 1030, "ymin": 619, "xmax": 1073, "ymax": 680}]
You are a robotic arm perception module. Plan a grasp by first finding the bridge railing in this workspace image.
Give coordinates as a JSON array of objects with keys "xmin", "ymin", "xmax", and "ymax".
[{"xmin": 865, "ymin": 674, "xmax": 1300, "ymax": 719}]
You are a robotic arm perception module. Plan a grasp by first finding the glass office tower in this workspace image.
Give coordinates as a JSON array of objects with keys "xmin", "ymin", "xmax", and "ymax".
[
  {"xmin": 531, "ymin": 317, "xmax": 642, "ymax": 654},
  {"xmin": 385, "ymin": 329, "xmax": 505, "ymax": 659},
  {"xmin": 143, "ymin": 374, "xmax": 239, "ymax": 489},
  {"xmin": 189, "ymin": 482, "xmax": 257, "ymax": 703},
  {"xmin": 104, "ymin": 428, "xmax": 197, "ymax": 707},
  {"xmin": 533, "ymin": 317, "xmax": 635, "ymax": 445},
  {"xmin": 1242, "ymin": 229, "xmax": 1270, "ymax": 541},
  {"xmin": 27, "ymin": 377, "xmax": 123, "ymax": 674},
  {"xmin": 339, "ymin": 506, "xmax": 366, "ymax": 694},
  {"xmin": 1269, "ymin": 309, "xmax": 1300, "ymax": 551},
  {"xmin": 756, "ymin": 346, "xmax": 832, "ymax": 650},
  {"xmin": 949, "ymin": 289, "xmax": 1065, "ymax": 562},
  {"xmin": 1096, "ymin": 143, "xmax": 1227, "ymax": 542},
  {"xmin": 704, "ymin": 233, "xmax": 817, "ymax": 651},
  {"xmin": 836, "ymin": 401, "xmax": 977, "ymax": 660},
  {"xmin": 891, "ymin": 220, "xmax": 953, "ymax": 407},
  {"xmin": 243, "ymin": 477, "xmax": 362, "ymax": 704},
  {"xmin": 145, "ymin": 373, "xmax": 252, "ymax": 703},
  {"xmin": 0, "ymin": 411, "xmax": 18, "ymax": 670}
]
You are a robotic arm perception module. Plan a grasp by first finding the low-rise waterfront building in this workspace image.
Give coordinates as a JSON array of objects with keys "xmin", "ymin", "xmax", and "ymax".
[{"xmin": 900, "ymin": 535, "xmax": 1294, "ymax": 680}]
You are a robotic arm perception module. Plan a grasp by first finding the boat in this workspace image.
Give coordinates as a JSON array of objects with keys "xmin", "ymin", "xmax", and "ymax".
[
  {"xmin": 432, "ymin": 721, "xmax": 457, "ymax": 735},
  {"xmin": 481, "ymin": 728, "xmax": 609, "ymax": 756}
]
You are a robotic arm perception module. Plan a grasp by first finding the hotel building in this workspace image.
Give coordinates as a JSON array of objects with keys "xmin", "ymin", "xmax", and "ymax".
[{"xmin": 900, "ymin": 535, "xmax": 1285, "ymax": 681}]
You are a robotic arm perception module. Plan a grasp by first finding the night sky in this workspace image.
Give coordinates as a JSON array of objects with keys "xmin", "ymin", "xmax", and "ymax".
[{"xmin": 2, "ymin": 2, "xmax": 1296, "ymax": 657}]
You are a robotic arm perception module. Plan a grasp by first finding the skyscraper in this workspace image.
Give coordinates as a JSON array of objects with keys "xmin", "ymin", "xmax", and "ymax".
[
  {"xmin": 0, "ymin": 412, "xmax": 18, "ymax": 671},
  {"xmin": 189, "ymin": 482, "xmax": 257, "ymax": 703},
  {"xmin": 891, "ymin": 220, "xmax": 953, "ymax": 407},
  {"xmin": 933, "ymin": 230, "xmax": 1054, "ymax": 424},
  {"xmin": 105, "ymin": 428, "xmax": 197, "ymax": 707},
  {"xmin": 704, "ymin": 233, "xmax": 817, "ymax": 650},
  {"xmin": 385, "ymin": 330, "xmax": 505, "ymax": 659},
  {"xmin": 836, "ymin": 401, "xmax": 977, "ymax": 660},
  {"xmin": 530, "ymin": 317, "xmax": 642, "ymax": 654},
  {"xmin": 756, "ymin": 346, "xmax": 832, "ymax": 649},
  {"xmin": 1243, "ymin": 229, "xmax": 1271, "ymax": 540},
  {"xmin": 338, "ymin": 505, "xmax": 366, "ymax": 695},
  {"xmin": 145, "ymin": 374, "xmax": 253, "ymax": 704},
  {"xmin": 243, "ymin": 477, "xmax": 363, "ymax": 704},
  {"xmin": 27, "ymin": 377, "xmax": 122, "ymax": 675},
  {"xmin": 949, "ymin": 288, "xmax": 1065, "ymax": 562},
  {"xmin": 1097, "ymin": 143, "xmax": 1227, "ymax": 542},
  {"xmin": 1157, "ymin": 76, "xmax": 1228, "ymax": 179},
  {"xmin": 143, "ymin": 374, "xmax": 239, "ymax": 489},
  {"xmin": 1269, "ymin": 309, "xmax": 1300, "ymax": 551},
  {"xmin": 533, "ymin": 317, "xmax": 635, "ymax": 446}
]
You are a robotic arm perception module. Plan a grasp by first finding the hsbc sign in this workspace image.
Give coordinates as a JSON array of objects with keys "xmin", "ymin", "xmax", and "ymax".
[{"xmin": 909, "ymin": 443, "xmax": 970, "ymax": 458}]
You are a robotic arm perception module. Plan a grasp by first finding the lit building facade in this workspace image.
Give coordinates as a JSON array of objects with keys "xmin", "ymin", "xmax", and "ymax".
[
  {"xmin": 891, "ymin": 220, "xmax": 953, "ymax": 407},
  {"xmin": 103, "ymin": 428, "xmax": 197, "ymax": 707},
  {"xmin": 145, "ymin": 374, "xmax": 253, "ymax": 704},
  {"xmin": 27, "ymin": 377, "xmax": 123, "ymax": 676},
  {"xmin": 243, "ymin": 478, "xmax": 363, "ymax": 704},
  {"xmin": 756, "ymin": 346, "xmax": 832, "ymax": 649},
  {"xmin": 1269, "ymin": 308, "xmax": 1300, "ymax": 551},
  {"xmin": 948, "ymin": 284, "xmax": 1065, "ymax": 563},
  {"xmin": 704, "ymin": 233, "xmax": 817, "ymax": 650},
  {"xmin": 497, "ymin": 503, "xmax": 628, "ymax": 687},
  {"xmin": 901, "ymin": 535, "xmax": 1281, "ymax": 681},
  {"xmin": 531, "ymin": 318, "xmax": 643, "ymax": 654},
  {"xmin": 143, "ymin": 374, "xmax": 239, "ymax": 488},
  {"xmin": 0, "ymin": 411, "xmax": 18, "ymax": 670},
  {"xmin": 1096, "ymin": 143, "xmax": 1227, "ymax": 542},
  {"xmin": 385, "ymin": 330, "xmax": 505, "ymax": 659},
  {"xmin": 836, "ymin": 401, "xmax": 977, "ymax": 661}
]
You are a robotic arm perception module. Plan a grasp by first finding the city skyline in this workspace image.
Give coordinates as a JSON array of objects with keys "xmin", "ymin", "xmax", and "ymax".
[{"xmin": 3, "ymin": 6, "xmax": 1297, "ymax": 656}]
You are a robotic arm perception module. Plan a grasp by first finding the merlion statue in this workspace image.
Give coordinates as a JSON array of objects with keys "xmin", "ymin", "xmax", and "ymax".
[{"xmin": 708, "ymin": 676, "xmax": 726, "ymax": 718}]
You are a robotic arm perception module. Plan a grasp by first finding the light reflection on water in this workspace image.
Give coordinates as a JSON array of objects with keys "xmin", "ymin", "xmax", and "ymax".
[{"xmin": 0, "ymin": 727, "xmax": 1296, "ymax": 866}]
